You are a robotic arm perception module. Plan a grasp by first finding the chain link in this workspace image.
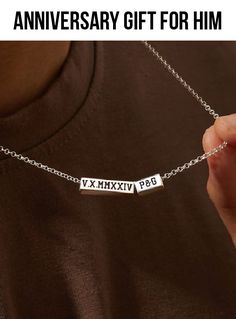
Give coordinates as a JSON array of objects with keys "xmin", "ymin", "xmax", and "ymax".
[
  {"xmin": 0, "ymin": 43, "xmax": 228, "ymax": 185},
  {"xmin": 142, "ymin": 41, "xmax": 227, "ymax": 180},
  {"xmin": 142, "ymin": 41, "xmax": 219, "ymax": 120},
  {"xmin": 0, "ymin": 146, "xmax": 80, "ymax": 184},
  {"xmin": 161, "ymin": 141, "xmax": 227, "ymax": 180}
]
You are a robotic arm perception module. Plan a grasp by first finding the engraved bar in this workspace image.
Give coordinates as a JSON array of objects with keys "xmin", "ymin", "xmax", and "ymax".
[
  {"xmin": 79, "ymin": 177, "xmax": 135, "ymax": 195},
  {"xmin": 135, "ymin": 173, "xmax": 164, "ymax": 195}
]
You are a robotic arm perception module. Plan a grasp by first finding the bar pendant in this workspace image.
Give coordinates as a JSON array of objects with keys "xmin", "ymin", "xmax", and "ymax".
[
  {"xmin": 135, "ymin": 173, "xmax": 164, "ymax": 195},
  {"xmin": 79, "ymin": 177, "xmax": 135, "ymax": 195}
]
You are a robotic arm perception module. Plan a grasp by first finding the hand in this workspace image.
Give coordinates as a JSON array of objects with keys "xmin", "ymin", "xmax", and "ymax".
[{"xmin": 202, "ymin": 114, "xmax": 236, "ymax": 248}]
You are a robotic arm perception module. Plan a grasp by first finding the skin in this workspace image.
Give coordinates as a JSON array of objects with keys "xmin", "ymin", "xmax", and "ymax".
[
  {"xmin": 202, "ymin": 114, "xmax": 236, "ymax": 248},
  {"xmin": 0, "ymin": 41, "xmax": 71, "ymax": 117},
  {"xmin": 0, "ymin": 42, "xmax": 235, "ymax": 247}
]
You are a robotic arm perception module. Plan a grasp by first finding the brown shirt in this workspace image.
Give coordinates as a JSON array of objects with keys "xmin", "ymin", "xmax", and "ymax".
[{"xmin": 0, "ymin": 41, "xmax": 236, "ymax": 319}]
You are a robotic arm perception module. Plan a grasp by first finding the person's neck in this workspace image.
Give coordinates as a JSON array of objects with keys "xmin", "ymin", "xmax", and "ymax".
[{"xmin": 0, "ymin": 41, "xmax": 71, "ymax": 117}]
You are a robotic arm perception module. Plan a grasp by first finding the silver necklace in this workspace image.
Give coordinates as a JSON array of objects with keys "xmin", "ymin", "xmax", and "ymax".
[{"xmin": 0, "ymin": 41, "xmax": 227, "ymax": 195}]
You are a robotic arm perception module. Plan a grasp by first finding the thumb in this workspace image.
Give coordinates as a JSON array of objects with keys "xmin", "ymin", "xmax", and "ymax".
[{"xmin": 202, "ymin": 114, "xmax": 236, "ymax": 246}]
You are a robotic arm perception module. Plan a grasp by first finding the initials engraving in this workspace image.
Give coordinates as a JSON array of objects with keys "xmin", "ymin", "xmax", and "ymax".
[
  {"xmin": 80, "ymin": 177, "xmax": 135, "ymax": 195},
  {"xmin": 135, "ymin": 173, "xmax": 164, "ymax": 195}
]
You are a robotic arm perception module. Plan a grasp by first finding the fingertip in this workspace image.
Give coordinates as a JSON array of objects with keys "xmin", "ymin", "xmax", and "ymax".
[
  {"xmin": 214, "ymin": 114, "xmax": 236, "ymax": 146},
  {"xmin": 202, "ymin": 128, "xmax": 210, "ymax": 152},
  {"xmin": 202, "ymin": 125, "xmax": 220, "ymax": 152}
]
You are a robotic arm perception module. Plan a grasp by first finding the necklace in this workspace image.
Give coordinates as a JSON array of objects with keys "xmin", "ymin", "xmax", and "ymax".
[{"xmin": 0, "ymin": 41, "xmax": 227, "ymax": 195}]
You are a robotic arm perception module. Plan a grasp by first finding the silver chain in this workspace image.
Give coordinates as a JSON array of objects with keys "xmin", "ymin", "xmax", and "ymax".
[
  {"xmin": 142, "ymin": 41, "xmax": 220, "ymax": 120},
  {"xmin": 0, "ymin": 42, "xmax": 228, "ymax": 184},
  {"xmin": 0, "ymin": 146, "xmax": 80, "ymax": 184},
  {"xmin": 142, "ymin": 41, "xmax": 227, "ymax": 180},
  {"xmin": 161, "ymin": 141, "xmax": 227, "ymax": 180}
]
